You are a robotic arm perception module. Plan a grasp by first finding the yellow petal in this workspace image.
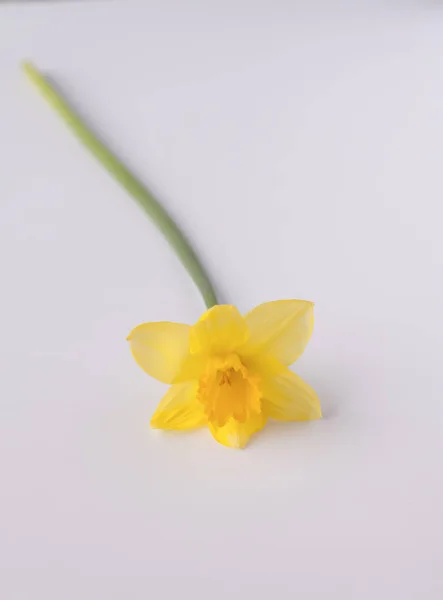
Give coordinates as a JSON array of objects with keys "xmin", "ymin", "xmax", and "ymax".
[
  {"xmin": 151, "ymin": 382, "xmax": 207, "ymax": 430},
  {"xmin": 127, "ymin": 322, "xmax": 190, "ymax": 384},
  {"xmin": 174, "ymin": 352, "xmax": 208, "ymax": 383},
  {"xmin": 190, "ymin": 305, "xmax": 248, "ymax": 355},
  {"xmin": 208, "ymin": 412, "xmax": 266, "ymax": 449},
  {"xmin": 243, "ymin": 300, "xmax": 314, "ymax": 365},
  {"xmin": 260, "ymin": 367, "xmax": 321, "ymax": 421}
]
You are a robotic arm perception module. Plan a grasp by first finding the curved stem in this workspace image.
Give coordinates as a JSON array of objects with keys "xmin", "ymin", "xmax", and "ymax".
[{"xmin": 22, "ymin": 61, "xmax": 218, "ymax": 309}]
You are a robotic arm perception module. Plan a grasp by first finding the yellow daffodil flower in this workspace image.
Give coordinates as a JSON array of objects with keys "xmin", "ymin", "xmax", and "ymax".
[
  {"xmin": 128, "ymin": 300, "xmax": 321, "ymax": 448},
  {"xmin": 24, "ymin": 63, "xmax": 322, "ymax": 449}
]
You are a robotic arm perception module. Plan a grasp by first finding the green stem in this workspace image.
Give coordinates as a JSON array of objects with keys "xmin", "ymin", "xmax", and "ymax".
[{"xmin": 22, "ymin": 61, "xmax": 218, "ymax": 309}]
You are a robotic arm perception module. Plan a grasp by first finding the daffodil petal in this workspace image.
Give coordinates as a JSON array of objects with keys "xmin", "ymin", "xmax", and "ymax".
[
  {"xmin": 128, "ymin": 322, "xmax": 190, "ymax": 384},
  {"xmin": 190, "ymin": 304, "xmax": 248, "ymax": 355},
  {"xmin": 174, "ymin": 353, "xmax": 208, "ymax": 383},
  {"xmin": 208, "ymin": 413, "xmax": 266, "ymax": 449},
  {"xmin": 260, "ymin": 367, "xmax": 321, "ymax": 421},
  {"xmin": 243, "ymin": 300, "xmax": 314, "ymax": 365},
  {"xmin": 151, "ymin": 382, "xmax": 207, "ymax": 430}
]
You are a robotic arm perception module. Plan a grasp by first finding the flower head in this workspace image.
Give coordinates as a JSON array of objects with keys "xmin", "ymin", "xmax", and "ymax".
[{"xmin": 127, "ymin": 300, "xmax": 321, "ymax": 448}]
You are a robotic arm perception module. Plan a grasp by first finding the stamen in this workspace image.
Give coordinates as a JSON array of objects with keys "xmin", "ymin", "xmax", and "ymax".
[{"xmin": 219, "ymin": 369, "xmax": 233, "ymax": 386}]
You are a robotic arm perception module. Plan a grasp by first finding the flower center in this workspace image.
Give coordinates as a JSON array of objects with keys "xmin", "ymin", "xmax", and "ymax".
[{"xmin": 197, "ymin": 354, "xmax": 261, "ymax": 426}]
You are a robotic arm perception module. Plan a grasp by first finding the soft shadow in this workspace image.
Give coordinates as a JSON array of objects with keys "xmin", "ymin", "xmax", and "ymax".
[{"xmin": 311, "ymin": 379, "xmax": 343, "ymax": 420}]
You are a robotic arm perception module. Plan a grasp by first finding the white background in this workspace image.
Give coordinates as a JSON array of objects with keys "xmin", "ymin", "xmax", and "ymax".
[{"xmin": 0, "ymin": 1, "xmax": 442, "ymax": 598}]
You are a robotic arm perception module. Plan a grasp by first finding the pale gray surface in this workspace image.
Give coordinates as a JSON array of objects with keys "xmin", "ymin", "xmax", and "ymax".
[{"xmin": 0, "ymin": 1, "xmax": 442, "ymax": 599}]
